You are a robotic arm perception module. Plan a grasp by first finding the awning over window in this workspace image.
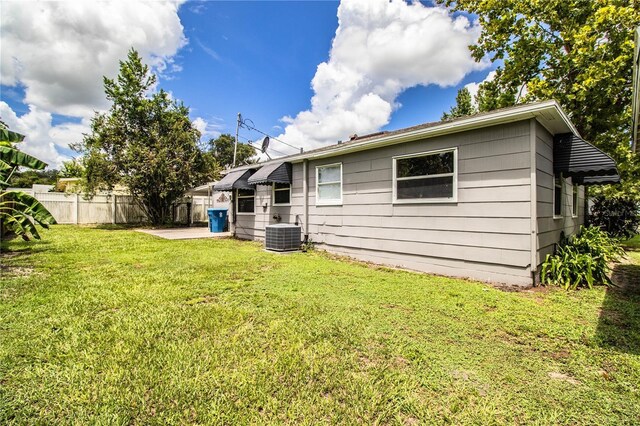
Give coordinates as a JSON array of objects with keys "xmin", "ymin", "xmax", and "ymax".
[
  {"xmin": 247, "ymin": 162, "xmax": 292, "ymax": 186},
  {"xmin": 573, "ymin": 175, "xmax": 621, "ymax": 186},
  {"xmin": 213, "ymin": 169, "xmax": 255, "ymax": 191},
  {"xmin": 553, "ymin": 133, "xmax": 618, "ymax": 180}
]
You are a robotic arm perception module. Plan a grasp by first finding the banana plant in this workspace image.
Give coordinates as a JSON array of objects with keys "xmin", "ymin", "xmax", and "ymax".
[
  {"xmin": 0, "ymin": 145, "xmax": 48, "ymax": 187},
  {"xmin": 0, "ymin": 124, "xmax": 57, "ymax": 240},
  {"xmin": 0, "ymin": 191, "xmax": 56, "ymax": 240}
]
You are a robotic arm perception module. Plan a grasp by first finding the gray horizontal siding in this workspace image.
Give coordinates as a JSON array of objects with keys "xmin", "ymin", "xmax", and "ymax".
[
  {"xmin": 235, "ymin": 121, "xmax": 536, "ymax": 285},
  {"xmin": 323, "ymin": 245, "xmax": 532, "ymax": 286},
  {"xmin": 535, "ymin": 122, "xmax": 584, "ymax": 266}
]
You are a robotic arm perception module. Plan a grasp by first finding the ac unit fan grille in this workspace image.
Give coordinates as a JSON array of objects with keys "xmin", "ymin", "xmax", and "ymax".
[{"xmin": 265, "ymin": 224, "xmax": 301, "ymax": 251}]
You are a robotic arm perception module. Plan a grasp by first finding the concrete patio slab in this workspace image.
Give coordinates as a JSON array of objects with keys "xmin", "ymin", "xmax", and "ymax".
[{"xmin": 137, "ymin": 227, "xmax": 231, "ymax": 240}]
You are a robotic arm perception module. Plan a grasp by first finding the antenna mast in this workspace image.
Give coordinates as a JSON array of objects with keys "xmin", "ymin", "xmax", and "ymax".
[{"xmin": 233, "ymin": 112, "xmax": 241, "ymax": 167}]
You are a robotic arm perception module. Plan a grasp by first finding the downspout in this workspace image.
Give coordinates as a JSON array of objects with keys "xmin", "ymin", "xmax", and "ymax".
[
  {"xmin": 584, "ymin": 186, "xmax": 589, "ymax": 226},
  {"xmin": 231, "ymin": 189, "xmax": 237, "ymax": 237},
  {"xmin": 303, "ymin": 159, "xmax": 309, "ymax": 242},
  {"xmin": 529, "ymin": 119, "xmax": 538, "ymax": 285}
]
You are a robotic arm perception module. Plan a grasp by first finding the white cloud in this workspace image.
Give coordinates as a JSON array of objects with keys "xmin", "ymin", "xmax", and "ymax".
[
  {"xmin": 195, "ymin": 38, "xmax": 221, "ymax": 61},
  {"xmin": 1, "ymin": 0, "xmax": 187, "ymax": 117},
  {"xmin": 1, "ymin": 0, "xmax": 187, "ymax": 167},
  {"xmin": 275, "ymin": 0, "xmax": 486, "ymax": 154},
  {"xmin": 192, "ymin": 116, "xmax": 223, "ymax": 141},
  {"xmin": 0, "ymin": 101, "xmax": 87, "ymax": 168}
]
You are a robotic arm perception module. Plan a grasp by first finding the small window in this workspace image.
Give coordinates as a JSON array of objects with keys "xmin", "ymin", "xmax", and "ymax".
[
  {"xmin": 236, "ymin": 189, "xmax": 254, "ymax": 214},
  {"xmin": 572, "ymin": 184, "xmax": 579, "ymax": 217},
  {"xmin": 316, "ymin": 163, "xmax": 342, "ymax": 205},
  {"xmin": 553, "ymin": 174, "xmax": 563, "ymax": 218},
  {"xmin": 393, "ymin": 148, "xmax": 457, "ymax": 202},
  {"xmin": 273, "ymin": 183, "xmax": 291, "ymax": 205}
]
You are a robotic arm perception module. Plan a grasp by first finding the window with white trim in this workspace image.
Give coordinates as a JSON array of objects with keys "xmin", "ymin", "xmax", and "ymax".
[
  {"xmin": 572, "ymin": 184, "xmax": 579, "ymax": 217},
  {"xmin": 273, "ymin": 183, "xmax": 291, "ymax": 205},
  {"xmin": 236, "ymin": 189, "xmax": 255, "ymax": 214},
  {"xmin": 553, "ymin": 174, "xmax": 563, "ymax": 218},
  {"xmin": 393, "ymin": 148, "xmax": 457, "ymax": 202},
  {"xmin": 316, "ymin": 163, "xmax": 342, "ymax": 205}
]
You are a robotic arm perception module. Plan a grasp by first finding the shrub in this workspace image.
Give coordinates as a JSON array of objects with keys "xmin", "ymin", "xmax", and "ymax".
[
  {"xmin": 589, "ymin": 196, "xmax": 639, "ymax": 239},
  {"xmin": 541, "ymin": 226, "xmax": 624, "ymax": 290}
]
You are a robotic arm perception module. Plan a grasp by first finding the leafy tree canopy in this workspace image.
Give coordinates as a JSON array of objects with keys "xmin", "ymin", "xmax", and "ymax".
[
  {"xmin": 441, "ymin": 87, "xmax": 476, "ymax": 120},
  {"xmin": 439, "ymin": 0, "xmax": 640, "ymax": 199},
  {"xmin": 73, "ymin": 49, "xmax": 213, "ymax": 225},
  {"xmin": 59, "ymin": 158, "xmax": 84, "ymax": 178},
  {"xmin": 8, "ymin": 170, "xmax": 59, "ymax": 188},
  {"xmin": 206, "ymin": 133, "xmax": 256, "ymax": 169}
]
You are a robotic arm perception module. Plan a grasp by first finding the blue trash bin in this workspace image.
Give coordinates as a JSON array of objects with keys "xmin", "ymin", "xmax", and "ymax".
[{"xmin": 207, "ymin": 208, "xmax": 228, "ymax": 233}]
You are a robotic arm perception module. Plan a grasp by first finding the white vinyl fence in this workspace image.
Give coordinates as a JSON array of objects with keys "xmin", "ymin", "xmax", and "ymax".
[{"xmin": 32, "ymin": 192, "xmax": 230, "ymax": 225}]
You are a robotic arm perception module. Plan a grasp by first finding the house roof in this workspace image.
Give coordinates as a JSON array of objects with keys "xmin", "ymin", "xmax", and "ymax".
[{"xmin": 227, "ymin": 100, "xmax": 578, "ymax": 173}]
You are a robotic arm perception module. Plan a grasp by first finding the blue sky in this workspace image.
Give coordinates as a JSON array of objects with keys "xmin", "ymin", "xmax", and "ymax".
[
  {"xmin": 174, "ymin": 1, "xmax": 340, "ymax": 142},
  {"xmin": 1, "ymin": 0, "xmax": 494, "ymax": 167}
]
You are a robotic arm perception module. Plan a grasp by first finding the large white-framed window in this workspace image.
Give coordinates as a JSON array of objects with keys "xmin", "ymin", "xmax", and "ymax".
[
  {"xmin": 572, "ymin": 183, "xmax": 579, "ymax": 217},
  {"xmin": 272, "ymin": 183, "xmax": 291, "ymax": 206},
  {"xmin": 236, "ymin": 188, "xmax": 255, "ymax": 215},
  {"xmin": 553, "ymin": 174, "xmax": 563, "ymax": 218},
  {"xmin": 316, "ymin": 163, "xmax": 342, "ymax": 205},
  {"xmin": 392, "ymin": 148, "xmax": 458, "ymax": 203}
]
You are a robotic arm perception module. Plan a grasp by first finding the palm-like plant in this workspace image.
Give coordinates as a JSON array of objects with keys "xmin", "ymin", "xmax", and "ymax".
[{"xmin": 0, "ymin": 123, "xmax": 57, "ymax": 240}]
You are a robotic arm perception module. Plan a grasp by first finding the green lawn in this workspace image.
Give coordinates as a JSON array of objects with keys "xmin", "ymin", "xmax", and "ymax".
[
  {"xmin": 623, "ymin": 234, "xmax": 640, "ymax": 250},
  {"xmin": 1, "ymin": 226, "xmax": 639, "ymax": 424}
]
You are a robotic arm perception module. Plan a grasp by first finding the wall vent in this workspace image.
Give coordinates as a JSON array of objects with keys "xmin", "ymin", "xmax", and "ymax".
[{"xmin": 265, "ymin": 224, "xmax": 301, "ymax": 252}]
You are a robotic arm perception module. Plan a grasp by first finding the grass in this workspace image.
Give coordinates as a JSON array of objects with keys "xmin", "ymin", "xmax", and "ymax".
[
  {"xmin": 622, "ymin": 234, "xmax": 640, "ymax": 250},
  {"xmin": 1, "ymin": 226, "xmax": 639, "ymax": 424}
]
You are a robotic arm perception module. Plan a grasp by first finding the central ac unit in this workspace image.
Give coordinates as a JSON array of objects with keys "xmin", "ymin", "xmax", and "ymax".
[{"xmin": 265, "ymin": 224, "xmax": 301, "ymax": 252}]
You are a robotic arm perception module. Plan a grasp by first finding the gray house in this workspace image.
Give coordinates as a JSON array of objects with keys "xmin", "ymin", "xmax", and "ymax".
[{"xmin": 214, "ymin": 101, "xmax": 618, "ymax": 286}]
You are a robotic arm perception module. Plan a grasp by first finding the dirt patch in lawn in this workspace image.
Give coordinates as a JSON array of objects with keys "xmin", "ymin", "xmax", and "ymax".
[
  {"xmin": 0, "ymin": 251, "xmax": 35, "ymax": 278},
  {"xmin": 594, "ymin": 255, "xmax": 640, "ymax": 355},
  {"xmin": 610, "ymin": 257, "xmax": 640, "ymax": 295}
]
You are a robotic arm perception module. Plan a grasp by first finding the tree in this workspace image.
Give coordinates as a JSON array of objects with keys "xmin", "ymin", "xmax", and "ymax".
[
  {"xmin": 589, "ymin": 196, "xmax": 639, "ymax": 239},
  {"xmin": 207, "ymin": 133, "xmax": 256, "ymax": 169},
  {"xmin": 439, "ymin": 0, "xmax": 640, "ymax": 199},
  {"xmin": 0, "ymin": 123, "xmax": 56, "ymax": 240},
  {"xmin": 8, "ymin": 169, "xmax": 58, "ymax": 188},
  {"xmin": 441, "ymin": 87, "xmax": 477, "ymax": 120},
  {"xmin": 59, "ymin": 158, "xmax": 84, "ymax": 178},
  {"xmin": 74, "ymin": 49, "xmax": 212, "ymax": 225}
]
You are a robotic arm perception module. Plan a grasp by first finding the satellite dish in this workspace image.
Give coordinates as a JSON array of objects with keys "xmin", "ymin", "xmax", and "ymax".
[{"xmin": 260, "ymin": 135, "xmax": 270, "ymax": 153}]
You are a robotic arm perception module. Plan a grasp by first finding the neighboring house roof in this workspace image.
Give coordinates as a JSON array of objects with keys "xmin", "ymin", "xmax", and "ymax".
[
  {"xmin": 187, "ymin": 182, "xmax": 219, "ymax": 196},
  {"xmin": 632, "ymin": 26, "xmax": 640, "ymax": 153},
  {"xmin": 56, "ymin": 177, "xmax": 81, "ymax": 192},
  {"xmin": 227, "ymin": 100, "xmax": 578, "ymax": 173}
]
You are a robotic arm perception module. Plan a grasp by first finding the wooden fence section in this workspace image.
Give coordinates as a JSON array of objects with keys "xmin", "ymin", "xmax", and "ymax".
[{"xmin": 33, "ymin": 192, "xmax": 230, "ymax": 225}]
